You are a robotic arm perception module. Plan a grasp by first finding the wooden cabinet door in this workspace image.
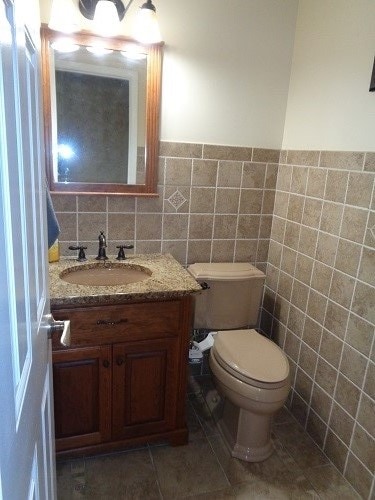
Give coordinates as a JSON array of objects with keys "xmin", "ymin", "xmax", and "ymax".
[
  {"xmin": 112, "ymin": 339, "xmax": 179, "ymax": 440},
  {"xmin": 53, "ymin": 346, "xmax": 112, "ymax": 452}
]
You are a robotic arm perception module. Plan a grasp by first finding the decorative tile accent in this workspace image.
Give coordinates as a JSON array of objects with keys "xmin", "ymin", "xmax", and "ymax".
[{"xmin": 167, "ymin": 189, "xmax": 187, "ymax": 211}]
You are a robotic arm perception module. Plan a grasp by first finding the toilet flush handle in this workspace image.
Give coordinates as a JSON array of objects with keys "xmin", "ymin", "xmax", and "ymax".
[{"xmin": 200, "ymin": 281, "xmax": 210, "ymax": 290}]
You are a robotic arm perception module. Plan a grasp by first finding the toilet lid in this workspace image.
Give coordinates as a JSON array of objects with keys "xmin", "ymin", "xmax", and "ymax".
[{"xmin": 213, "ymin": 329, "xmax": 289, "ymax": 384}]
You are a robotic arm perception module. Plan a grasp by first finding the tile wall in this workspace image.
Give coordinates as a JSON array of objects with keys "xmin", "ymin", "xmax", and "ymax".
[
  {"xmin": 261, "ymin": 150, "xmax": 375, "ymax": 499},
  {"xmin": 52, "ymin": 141, "xmax": 279, "ymax": 269},
  {"xmin": 51, "ymin": 142, "xmax": 375, "ymax": 498}
]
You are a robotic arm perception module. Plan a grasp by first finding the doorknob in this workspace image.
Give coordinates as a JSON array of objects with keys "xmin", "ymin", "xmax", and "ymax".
[{"xmin": 46, "ymin": 314, "xmax": 71, "ymax": 347}]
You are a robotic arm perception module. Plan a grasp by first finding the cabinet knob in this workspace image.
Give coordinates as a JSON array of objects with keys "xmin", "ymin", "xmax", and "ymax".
[
  {"xmin": 116, "ymin": 356, "xmax": 125, "ymax": 366},
  {"xmin": 102, "ymin": 360, "xmax": 110, "ymax": 368}
]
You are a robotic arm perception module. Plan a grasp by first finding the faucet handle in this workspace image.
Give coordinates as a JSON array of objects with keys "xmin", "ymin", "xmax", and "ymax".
[
  {"xmin": 116, "ymin": 244, "xmax": 134, "ymax": 260},
  {"xmin": 68, "ymin": 245, "xmax": 87, "ymax": 262}
]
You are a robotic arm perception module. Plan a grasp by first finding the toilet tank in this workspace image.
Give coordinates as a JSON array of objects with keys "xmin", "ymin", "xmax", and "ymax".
[{"xmin": 188, "ymin": 263, "xmax": 265, "ymax": 330}]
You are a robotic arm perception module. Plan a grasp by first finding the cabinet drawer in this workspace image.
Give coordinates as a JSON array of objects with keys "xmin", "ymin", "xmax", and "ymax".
[{"xmin": 52, "ymin": 300, "xmax": 183, "ymax": 347}]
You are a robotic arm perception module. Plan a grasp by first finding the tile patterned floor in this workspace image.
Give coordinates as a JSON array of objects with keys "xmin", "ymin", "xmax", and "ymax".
[{"xmin": 56, "ymin": 375, "xmax": 360, "ymax": 499}]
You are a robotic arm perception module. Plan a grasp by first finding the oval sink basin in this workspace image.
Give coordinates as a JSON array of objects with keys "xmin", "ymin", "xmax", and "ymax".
[{"xmin": 60, "ymin": 263, "xmax": 152, "ymax": 286}]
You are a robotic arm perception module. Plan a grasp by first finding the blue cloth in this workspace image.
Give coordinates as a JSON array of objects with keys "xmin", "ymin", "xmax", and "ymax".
[{"xmin": 46, "ymin": 184, "xmax": 60, "ymax": 249}]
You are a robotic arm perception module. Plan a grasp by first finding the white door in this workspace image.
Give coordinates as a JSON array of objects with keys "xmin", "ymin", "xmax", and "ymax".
[{"xmin": 0, "ymin": 0, "xmax": 57, "ymax": 498}]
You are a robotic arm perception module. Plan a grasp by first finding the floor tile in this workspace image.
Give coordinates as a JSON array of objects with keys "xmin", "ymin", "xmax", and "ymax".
[
  {"xmin": 151, "ymin": 440, "xmax": 229, "ymax": 499},
  {"xmin": 273, "ymin": 420, "xmax": 329, "ymax": 469},
  {"xmin": 304, "ymin": 464, "xmax": 360, "ymax": 499}
]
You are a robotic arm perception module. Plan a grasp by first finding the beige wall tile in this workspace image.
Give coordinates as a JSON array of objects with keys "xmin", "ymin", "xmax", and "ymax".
[
  {"xmin": 203, "ymin": 144, "xmax": 252, "ymax": 161},
  {"xmin": 161, "ymin": 240, "xmax": 187, "ymax": 264},
  {"xmin": 310, "ymin": 383, "xmax": 332, "ymax": 422},
  {"xmin": 298, "ymin": 226, "xmax": 318, "ymax": 257},
  {"xmin": 52, "ymin": 194, "xmax": 77, "ymax": 212},
  {"xmin": 340, "ymin": 206, "xmax": 368, "ymax": 243},
  {"xmin": 340, "ymin": 345, "xmax": 368, "ymax": 388},
  {"xmin": 259, "ymin": 215, "xmax": 273, "ymax": 238},
  {"xmin": 137, "ymin": 186, "xmax": 164, "ymax": 213},
  {"xmin": 306, "ymin": 168, "xmax": 327, "ymax": 198},
  {"xmin": 363, "ymin": 361, "xmax": 374, "ymax": 400},
  {"xmin": 188, "ymin": 215, "xmax": 214, "ymax": 240},
  {"xmin": 358, "ymin": 247, "xmax": 375, "ymax": 287},
  {"xmin": 329, "ymin": 270, "xmax": 355, "ymax": 309},
  {"xmin": 135, "ymin": 240, "xmax": 162, "ymax": 254},
  {"xmin": 281, "ymin": 246, "xmax": 297, "ymax": 275},
  {"xmin": 165, "ymin": 158, "xmax": 192, "ymax": 185},
  {"xmin": 323, "ymin": 301, "xmax": 348, "ymax": 339},
  {"xmin": 242, "ymin": 162, "xmax": 266, "ymax": 188},
  {"xmin": 345, "ymin": 453, "xmax": 373, "ymax": 499},
  {"xmin": 217, "ymin": 160, "xmax": 242, "ymax": 187},
  {"xmin": 160, "ymin": 141, "xmax": 202, "ymax": 158},
  {"xmin": 187, "ymin": 240, "xmax": 212, "ymax": 264},
  {"xmin": 276, "ymin": 164, "xmax": 292, "ymax": 191},
  {"xmin": 108, "ymin": 213, "xmax": 135, "ymax": 241},
  {"xmin": 324, "ymin": 170, "xmax": 348, "ymax": 203},
  {"xmin": 329, "ymin": 403, "xmax": 354, "ymax": 446},
  {"xmin": 287, "ymin": 194, "xmax": 304, "ymax": 223},
  {"xmin": 335, "ymin": 374, "xmax": 361, "ymax": 418},
  {"xmin": 302, "ymin": 317, "xmax": 323, "ymax": 352},
  {"xmin": 234, "ymin": 239, "xmax": 258, "ymax": 262},
  {"xmin": 237, "ymin": 215, "xmax": 260, "ymax": 239},
  {"xmin": 324, "ymin": 430, "xmax": 348, "ymax": 473},
  {"xmin": 364, "ymin": 152, "xmax": 375, "ymax": 172},
  {"xmin": 270, "ymin": 216, "xmax": 286, "ymax": 244},
  {"xmin": 57, "ymin": 212, "xmax": 77, "ymax": 242},
  {"xmin": 311, "ymin": 261, "xmax": 333, "ymax": 296},
  {"xmin": 252, "ymin": 148, "xmax": 280, "ymax": 163},
  {"xmin": 351, "ymin": 424, "xmax": 375, "ymax": 472},
  {"xmin": 77, "ymin": 213, "xmax": 106, "ymax": 242},
  {"xmin": 284, "ymin": 221, "xmax": 301, "ymax": 250},
  {"xmin": 164, "ymin": 186, "xmax": 190, "ymax": 213},
  {"xmin": 302, "ymin": 198, "xmax": 323, "ymax": 229},
  {"xmin": 315, "ymin": 357, "xmax": 337, "ymax": 394},
  {"xmin": 215, "ymin": 188, "xmax": 240, "ymax": 213},
  {"xmin": 306, "ymin": 411, "xmax": 327, "ymax": 448},
  {"xmin": 163, "ymin": 214, "xmax": 189, "ymax": 240},
  {"xmin": 335, "ymin": 239, "xmax": 362, "ymax": 277},
  {"xmin": 315, "ymin": 232, "xmax": 338, "ymax": 266},
  {"xmin": 108, "ymin": 196, "xmax": 135, "ymax": 213},
  {"xmin": 239, "ymin": 189, "xmax": 263, "ymax": 214},
  {"xmin": 284, "ymin": 331, "xmax": 300, "ymax": 361},
  {"xmin": 346, "ymin": 314, "xmax": 374, "ymax": 357},
  {"xmin": 211, "ymin": 240, "xmax": 235, "ymax": 262},
  {"xmin": 273, "ymin": 191, "xmax": 289, "ymax": 218},
  {"xmin": 320, "ymin": 151, "xmax": 364, "ymax": 170},
  {"xmin": 78, "ymin": 195, "xmax": 106, "ymax": 212},
  {"xmin": 287, "ymin": 305, "xmax": 305, "ymax": 336},
  {"xmin": 295, "ymin": 253, "xmax": 314, "ymax": 285},
  {"xmin": 299, "ymin": 343, "xmax": 318, "ymax": 378},
  {"xmin": 295, "ymin": 368, "xmax": 313, "ymax": 402},
  {"xmin": 213, "ymin": 215, "xmax": 237, "ymax": 239},
  {"xmin": 192, "ymin": 159, "xmax": 218, "ymax": 186},
  {"xmin": 319, "ymin": 329, "xmax": 343, "ymax": 368},
  {"xmin": 346, "ymin": 172, "xmax": 374, "ymax": 208},
  {"xmin": 352, "ymin": 281, "xmax": 375, "ymax": 324},
  {"xmin": 290, "ymin": 166, "xmax": 308, "ymax": 195},
  {"xmin": 264, "ymin": 163, "xmax": 278, "ymax": 189},
  {"xmin": 136, "ymin": 214, "xmax": 162, "ymax": 240},
  {"xmin": 190, "ymin": 187, "xmax": 215, "ymax": 213},
  {"xmin": 287, "ymin": 150, "xmax": 320, "ymax": 167},
  {"xmin": 291, "ymin": 280, "xmax": 309, "ymax": 311},
  {"xmin": 262, "ymin": 190, "xmax": 276, "ymax": 214},
  {"xmin": 357, "ymin": 393, "xmax": 375, "ymax": 438},
  {"xmin": 320, "ymin": 201, "xmax": 343, "ymax": 235},
  {"xmin": 267, "ymin": 240, "xmax": 282, "ymax": 267}
]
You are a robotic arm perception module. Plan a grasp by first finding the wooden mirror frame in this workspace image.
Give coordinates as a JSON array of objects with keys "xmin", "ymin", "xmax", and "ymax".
[{"xmin": 41, "ymin": 25, "xmax": 163, "ymax": 195}]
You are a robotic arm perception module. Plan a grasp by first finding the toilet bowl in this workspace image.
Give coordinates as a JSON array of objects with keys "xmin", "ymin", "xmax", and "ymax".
[
  {"xmin": 187, "ymin": 262, "xmax": 291, "ymax": 462},
  {"xmin": 209, "ymin": 329, "xmax": 290, "ymax": 462}
]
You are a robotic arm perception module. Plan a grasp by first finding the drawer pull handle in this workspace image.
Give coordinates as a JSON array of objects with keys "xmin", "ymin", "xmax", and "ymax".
[
  {"xmin": 102, "ymin": 360, "xmax": 110, "ymax": 368},
  {"xmin": 116, "ymin": 356, "xmax": 125, "ymax": 366},
  {"xmin": 97, "ymin": 319, "xmax": 128, "ymax": 326}
]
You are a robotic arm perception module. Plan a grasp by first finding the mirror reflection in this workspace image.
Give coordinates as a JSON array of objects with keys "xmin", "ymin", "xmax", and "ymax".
[
  {"xmin": 41, "ymin": 27, "xmax": 163, "ymax": 195},
  {"xmin": 53, "ymin": 47, "xmax": 147, "ymax": 185}
]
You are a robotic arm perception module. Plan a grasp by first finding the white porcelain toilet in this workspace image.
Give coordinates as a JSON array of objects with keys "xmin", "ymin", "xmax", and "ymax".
[{"xmin": 188, "ymin": 263, "xmax": 290, "ymax": 462}]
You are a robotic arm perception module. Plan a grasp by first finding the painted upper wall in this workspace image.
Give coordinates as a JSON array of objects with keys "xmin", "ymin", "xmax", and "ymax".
[
  {"xmin": 39, "ymin": 0, "xmax": 298, "ymax": 149},
  {"xmin": 282, "ymin": 0, "xmax": 375, "ymax": 151}
]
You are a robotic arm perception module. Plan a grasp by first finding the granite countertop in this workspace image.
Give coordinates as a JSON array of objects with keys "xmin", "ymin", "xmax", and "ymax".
[{"xmin": 49, "ymin": 253, "xmax": 202, "ymax": 308}]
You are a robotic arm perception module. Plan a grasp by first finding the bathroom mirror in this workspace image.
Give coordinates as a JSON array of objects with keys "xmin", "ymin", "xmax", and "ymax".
[{"xmin": 41, "ymin": 26, "xmax": 163, "ymax": 195}]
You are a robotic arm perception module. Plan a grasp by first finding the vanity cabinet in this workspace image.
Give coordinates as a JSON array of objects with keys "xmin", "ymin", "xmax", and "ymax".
[{"xmin": 51, "ymin": 296, "xmax": 192, "ymax": 458}]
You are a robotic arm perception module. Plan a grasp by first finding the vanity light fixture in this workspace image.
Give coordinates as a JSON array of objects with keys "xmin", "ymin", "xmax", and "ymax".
[
  {"xmin": 51, "ymin": 39, "xmax": 80, "ymax": 53},
  {"xmin": 77, "ymin": 0, "xmax": 162, "ymax": 41},
  {"xmin": 86, "ymin": 45, "xmax": 114, "ymax": 55}
]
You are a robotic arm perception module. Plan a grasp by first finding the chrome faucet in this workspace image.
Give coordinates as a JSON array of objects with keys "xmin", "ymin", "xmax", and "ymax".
[{"xmin": 96, "ymin": 231, "xmax": 108, "ymax": 260}]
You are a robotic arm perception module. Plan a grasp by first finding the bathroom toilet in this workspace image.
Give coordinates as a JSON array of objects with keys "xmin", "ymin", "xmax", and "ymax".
[{"xmin": 188, "ymin": 263, "xmax": 290, "ymax": 462}]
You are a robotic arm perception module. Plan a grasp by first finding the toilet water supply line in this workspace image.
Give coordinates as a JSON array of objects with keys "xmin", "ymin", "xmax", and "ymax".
[{"xmin": 189, "ymin": 332, "xmax": 217, "ymax": 363}]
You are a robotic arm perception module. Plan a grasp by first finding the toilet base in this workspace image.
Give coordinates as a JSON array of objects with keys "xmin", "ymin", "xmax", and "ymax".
[{"xmin": 217, "ymin": 397, "xmax": 274, "ymax": 462}]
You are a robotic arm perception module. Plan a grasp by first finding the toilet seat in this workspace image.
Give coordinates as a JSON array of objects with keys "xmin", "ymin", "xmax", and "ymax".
[{"xmin": 212, "ymin": 329, "xmax": 289, "ymax": 389}]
